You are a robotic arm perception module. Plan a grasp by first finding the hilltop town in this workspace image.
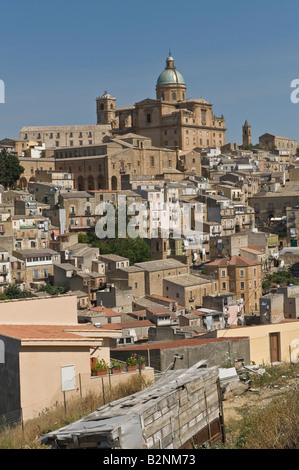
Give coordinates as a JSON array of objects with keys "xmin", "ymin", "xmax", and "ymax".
[{"xmin": 1, "ymin": 53, "xmax": 299, "ymax": 449}]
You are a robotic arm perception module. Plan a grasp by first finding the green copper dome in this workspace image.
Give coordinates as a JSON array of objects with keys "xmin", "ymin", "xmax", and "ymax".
[{"xmin": 156, "ymin": 53, "xmax": 186, "ymax": 86}]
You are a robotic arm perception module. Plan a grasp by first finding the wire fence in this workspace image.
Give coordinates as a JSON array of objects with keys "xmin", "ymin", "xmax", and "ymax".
[
  {"xmin": 0, "ymin": 365, "xmax": 162, "ymax": 432},
  {"xmin": 0, "ymin": 409, "xmax": 22, "ymax": 430}
]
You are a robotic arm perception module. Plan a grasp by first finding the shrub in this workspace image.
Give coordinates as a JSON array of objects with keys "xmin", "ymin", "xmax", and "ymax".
[
  {"xmin": 92, "ymin": 358, "xmax": 109, "ymax": 372},
  {"xmin": 126, "ymin": 354, "xmax": 138, "ymax": 366},
  {"xmin": 110, "ymin": 360, "xmax": 123, "ymax": 370}
]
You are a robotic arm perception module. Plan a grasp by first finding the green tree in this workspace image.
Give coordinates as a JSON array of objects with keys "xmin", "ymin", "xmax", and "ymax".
[
  {"xmin": 2, "ymin": 285, "xmax": 32, "ymax": 299},
  {"xmin": 79, "ymin": 225, "xmax": 151, "ymax": 265},
  {"xmin": 37, "ymin": 285, "xmax": 67, "ymax": 295},
  {"xmin": 0, "ymin": 149, "xmax": 25, "ymax": 189},
  {"xmin": 262, "ymin": 271, "xmax": 299, "ymax": 291}
]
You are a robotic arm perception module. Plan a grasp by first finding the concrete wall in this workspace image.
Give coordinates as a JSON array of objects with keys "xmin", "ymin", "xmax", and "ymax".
[
  {"xmin": 159, "ymin": 339, "xmax": 249, "ymax": 370},
  {"xmin": 111, "ymin": 337, "xmax": 250, "ymax": 372},
  {"xmin": 0, "ymin": 295, "xmax": 78, "ymax": 325},
  {"xmin": 96, "ymin": 286, "xmax": 132, "ymax": 313},
  {"xmin": 19, "ymin": 345, "xmax": 92, "ymax": 421},
  {"xmin": 216, "ymin": 321, "xmax": 299, "ymax": 364}
]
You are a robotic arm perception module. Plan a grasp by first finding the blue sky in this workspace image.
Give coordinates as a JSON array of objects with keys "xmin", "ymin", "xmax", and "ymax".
[{"xmin": 1, "ymin": 0, "xmax": 299, "ymax": 145}]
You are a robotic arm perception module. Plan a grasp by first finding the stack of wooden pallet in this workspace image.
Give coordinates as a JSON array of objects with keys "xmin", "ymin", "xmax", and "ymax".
[{"xmin": 41, "ymin": 361, "xmax": 224, "ymax": 449}]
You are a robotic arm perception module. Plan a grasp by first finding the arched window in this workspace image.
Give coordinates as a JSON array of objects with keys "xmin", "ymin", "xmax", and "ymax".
[{"xmin": 100, "ymin": 103, "xmax": 104, "ymax": 110}]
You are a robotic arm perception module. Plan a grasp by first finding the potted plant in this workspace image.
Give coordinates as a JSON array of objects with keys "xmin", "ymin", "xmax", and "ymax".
[
  {"xmin": 139, "ymin": 355, "xmax": 146, "ymax": 370},
  {"xmin": 91, "ymin": 358, "xmax": 109, "ymax": 376},
  {"xmin": 126, "ymin": 353, "xmax": 138, "ymax": 372},
  {"xmin": 110, "ymin": 359, "xmax": 123, "ymax": 374}
]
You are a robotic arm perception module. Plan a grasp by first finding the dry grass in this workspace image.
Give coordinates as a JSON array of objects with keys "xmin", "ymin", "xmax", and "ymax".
[
  {"xmin": 0, "ymin": 374, "xmax": 151, "ymax": 449},
  {"xmin": 228, "ymin": 388, "xmax": 299, "ymax": 449},
  {"xmin": 222, "ymin": 363, "xmax": 299, "ymax": 449}
]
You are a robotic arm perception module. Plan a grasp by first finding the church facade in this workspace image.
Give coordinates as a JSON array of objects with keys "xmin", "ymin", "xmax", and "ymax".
[{"xmin": 96, "ymin": 53, "xmax": 226, "ymax": 152}]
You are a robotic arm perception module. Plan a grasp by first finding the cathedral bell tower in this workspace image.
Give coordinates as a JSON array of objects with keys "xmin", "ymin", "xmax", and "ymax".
[
  {"xmin": 96, "ymin": 91, "xmax": 116, "ymax": 125},
  {"xmin": 242, "ymin": 120, "xmax": 252, "ymax": 148}
]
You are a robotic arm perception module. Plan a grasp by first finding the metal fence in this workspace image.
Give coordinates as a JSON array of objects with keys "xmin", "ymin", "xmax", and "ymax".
[
  {"xmin": 0, "ymin": 408, "xmax": 22, "ymax": 430},
  {"xmin": 0, "ymin": 366, "xmax": 163, "ymax": 431}
]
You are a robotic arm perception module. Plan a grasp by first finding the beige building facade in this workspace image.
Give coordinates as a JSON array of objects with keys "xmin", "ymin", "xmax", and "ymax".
[
  {"xmin": 19, "ymin": 124, "xmax": 111, "ymax": 150},
  {"xmin": 216, "ymin": 319, "xmax": 299, "ymax": 365},
  {"xmin": 96, "ymin": 53, "xmax": 226, "ymax": 152},
  {"xmin": 259, "ymin": 133, "xmax": 297, "ymax": 155},
  {"xmin": 0, "ymin": 295, "xmax": 153, "ymax": 422},
  {"xmin": 205, "ymin": 255, "xmax": 262, "ymax": 316}
]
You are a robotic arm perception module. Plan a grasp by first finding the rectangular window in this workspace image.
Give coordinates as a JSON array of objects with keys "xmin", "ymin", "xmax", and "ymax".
[
  {"xmin": 240, "ymin": 282, "xmax": 245, "ymax": 290},
  {"xmin": 147, "ymin": 114, "xmax": 151, "ymax": 123}
]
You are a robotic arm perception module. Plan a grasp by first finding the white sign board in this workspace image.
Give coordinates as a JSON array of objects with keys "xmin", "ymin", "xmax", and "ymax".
[{"xmin": 61, "ymin": 365, "xmax": 76, "ymax": 392}]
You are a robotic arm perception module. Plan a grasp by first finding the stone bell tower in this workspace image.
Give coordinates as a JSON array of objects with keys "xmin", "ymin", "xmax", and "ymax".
[
  {"xmin": 96, "ymin": 91, "xmax": 116, "ymax": 125},
  {"xmin": 242, "ymin": 120, "xmax": 252, "ymax": 148}
]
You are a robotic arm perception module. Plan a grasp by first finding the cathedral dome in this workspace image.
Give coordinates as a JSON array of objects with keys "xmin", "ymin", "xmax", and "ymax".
[{"xmin": 156, "ymin": 53, "xmax": 186, "ymax": 86}]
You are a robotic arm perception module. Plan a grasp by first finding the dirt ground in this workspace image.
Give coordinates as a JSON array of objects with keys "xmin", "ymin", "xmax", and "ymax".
[{"xmin": 222, "ymin": 378, "xmax": 299, "ymax": 422}]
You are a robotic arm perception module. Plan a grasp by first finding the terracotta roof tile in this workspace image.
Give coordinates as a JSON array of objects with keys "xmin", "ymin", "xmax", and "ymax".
[
  {"xmin": 0, "ymin": 324, "xmax": 101, "ymax": 340},
  {"xmin": 206, "ymin": 255, "xmax": 261, "ymax": 267},
  {"xmin": 111, "ymin": 336, "xmax": 248, "ymax": 351},
  {"xmin": 99, "ymin": 320, "xmax": 153, "ymax": 330}
]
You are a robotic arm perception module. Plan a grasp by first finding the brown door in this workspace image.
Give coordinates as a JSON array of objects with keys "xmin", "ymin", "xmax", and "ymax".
[{"xmin": 269, "ymin": 332, "xmax": 281, "ymax": 363}]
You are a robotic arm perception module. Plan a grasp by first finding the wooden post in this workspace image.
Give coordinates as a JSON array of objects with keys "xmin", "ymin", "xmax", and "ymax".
[
  {"xmin": 217, "ymin": 378, "xmax": 226, "ymax": 445},
  {"xmin": 63, "ymin": 391, "xmax": 67, "ymax": 415},
  {"xmin": 102, "ymin": 377, "xmax": 106, "ymax": 404},
  {"xmin": 204, "ymin": 389, "xmax": 211, "ymax": 443},
  {"xmin": 79, "ymin": 373, "xmax": 82, "ymax": 399},
  {"xmin": 109, "ymin": 371, "xmax": 112, "ymax": 394}
]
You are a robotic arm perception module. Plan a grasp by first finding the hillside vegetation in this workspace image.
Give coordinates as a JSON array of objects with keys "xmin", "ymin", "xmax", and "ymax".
[{"xmin": 1, "ymin": 364, "xmax": 299, "ymax": 449}]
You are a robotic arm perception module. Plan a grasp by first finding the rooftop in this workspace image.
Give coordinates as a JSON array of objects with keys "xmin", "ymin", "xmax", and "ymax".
[
  {"xmin": 134, "ymin": 258, "xmax": 187, "ymax": 272},
  {"xmin": 111, "ymin": 335, "xmax": 248, "ymax": 351},
  {"xmin": 0, "ymin": 324, "xmax": 115, "ymax": 342},
  {"xmin": 99, "ymin": 254, "xmax": 129, "ymax": 262},
  {"xmin": 206, "ymin": 255, "xmax": 262, "ymax": 267},
  {"xmin": 164, "ymin": 274, "xmax": 211, "ymax": 287},
  {"xmin": 97, "ymin": 320, "xmax": 153, "ymax": 330}
]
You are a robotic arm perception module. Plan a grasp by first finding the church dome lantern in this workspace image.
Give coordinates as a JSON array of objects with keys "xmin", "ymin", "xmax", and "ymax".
[{"xmin": 156, "ymin": 52, "xmax": 186, "ymax": 102}]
